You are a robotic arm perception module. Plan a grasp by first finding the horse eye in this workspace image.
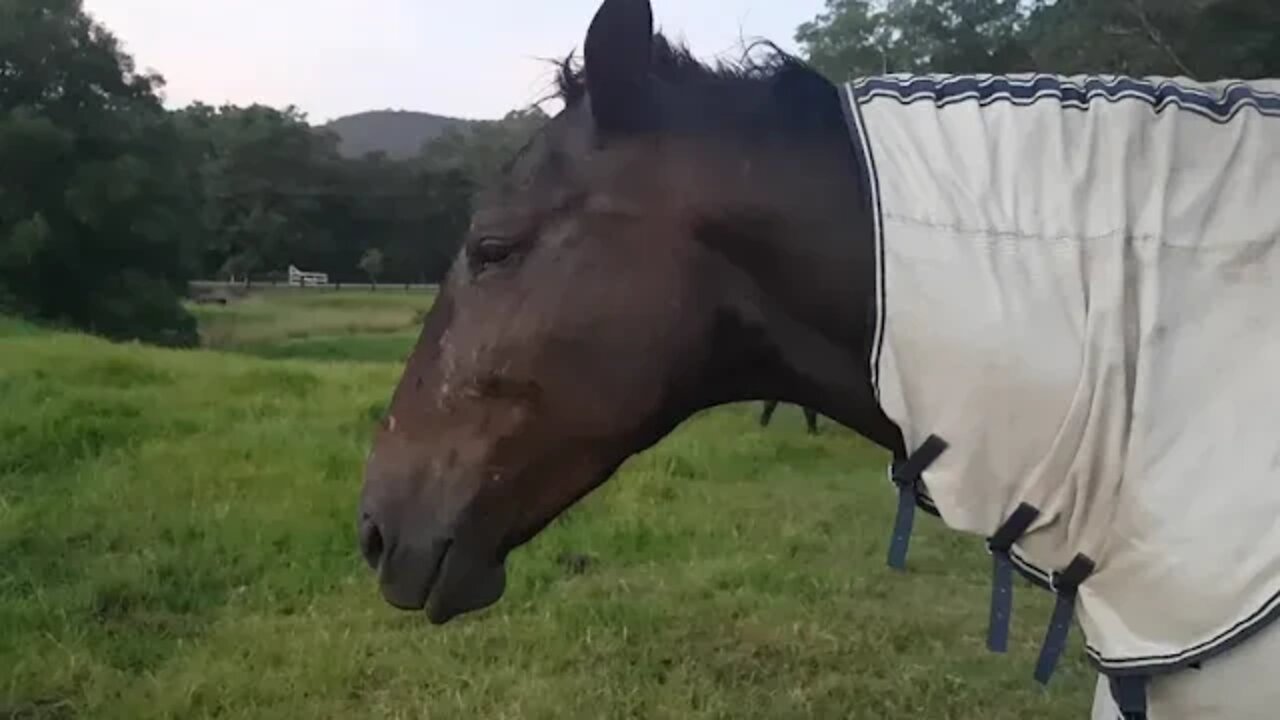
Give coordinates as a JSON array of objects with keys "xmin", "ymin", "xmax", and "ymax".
[{"xmin": 469, "ymin": 237, "xmax": 517, "ymax": 272}]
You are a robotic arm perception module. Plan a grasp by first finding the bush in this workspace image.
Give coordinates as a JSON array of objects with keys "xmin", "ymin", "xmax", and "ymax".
[{"xmin": 88, "ymin": 271, "xmax": 199, "ymax": 348}]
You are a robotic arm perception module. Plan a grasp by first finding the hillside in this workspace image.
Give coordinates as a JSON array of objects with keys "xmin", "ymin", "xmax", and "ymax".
[{"xmin": 323, "ymin": 109, "xmax": 475, "ymax": 160}]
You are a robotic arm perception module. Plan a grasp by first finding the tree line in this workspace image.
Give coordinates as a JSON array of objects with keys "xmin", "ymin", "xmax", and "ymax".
[
  {"xmin": 2, "ymin": 0, "xmax": 1275, "ymax": 346},
  {"xmin": 0, "ymin": 0, "xmax": 543, "ymax": 345},
  {"xmin": 797, "ymin": 0, "xmax": 1278, "ymax": 80}
]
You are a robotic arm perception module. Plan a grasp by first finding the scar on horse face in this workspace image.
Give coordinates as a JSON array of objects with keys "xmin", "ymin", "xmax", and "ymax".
[{"xmin": 358, "ymin": 0, "xmax": 893, "ymax": 624}]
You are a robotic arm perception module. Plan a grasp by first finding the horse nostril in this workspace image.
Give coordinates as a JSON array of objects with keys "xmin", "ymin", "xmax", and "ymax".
[{"xmin": 359, "ymin": 516, "xmax": 385, "ymax": 570}]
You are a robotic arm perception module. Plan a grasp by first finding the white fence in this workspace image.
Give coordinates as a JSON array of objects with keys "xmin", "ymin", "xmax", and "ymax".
[{"xmin": 287, "ymin": 264, "xmax": 329, "ymax": 287}]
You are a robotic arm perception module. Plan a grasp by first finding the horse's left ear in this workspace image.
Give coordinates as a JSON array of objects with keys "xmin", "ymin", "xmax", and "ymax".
[{"xmin": 583, "ymin": 0, "xmax": 654, "ymax": 135}]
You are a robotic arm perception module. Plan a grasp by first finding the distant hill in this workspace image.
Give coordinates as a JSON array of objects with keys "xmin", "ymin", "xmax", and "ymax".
[{"xmin": 323, "ymin": 110, "xmax": 477, "ymax": 160}]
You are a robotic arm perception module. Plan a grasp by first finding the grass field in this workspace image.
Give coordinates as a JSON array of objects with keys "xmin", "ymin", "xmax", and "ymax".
[
  {"xmin": 1, "ymin": 291, "xmax": 1095, "ymax": 719},
  {"xmin": 190, "ymin": 288, "xmax": 430, "ymax": 360}
]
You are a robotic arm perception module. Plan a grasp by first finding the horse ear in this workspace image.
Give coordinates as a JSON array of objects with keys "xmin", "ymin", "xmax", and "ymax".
[{"xmin": 584, "ymin": 0, "xmax": 654, "ymax": 134}]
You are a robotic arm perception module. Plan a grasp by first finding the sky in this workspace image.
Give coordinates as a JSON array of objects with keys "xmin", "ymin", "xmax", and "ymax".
[{"xmin": 81, "ymin": 1, "xmax": 827, "ymax": 124}]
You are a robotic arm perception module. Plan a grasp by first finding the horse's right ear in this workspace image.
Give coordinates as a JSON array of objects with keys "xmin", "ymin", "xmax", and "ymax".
[{"xmin": 584, "ymin": 0, "xmax": 654, "ymax": 135}]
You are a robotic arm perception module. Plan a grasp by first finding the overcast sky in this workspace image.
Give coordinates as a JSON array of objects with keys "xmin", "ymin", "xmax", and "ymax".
[{"xmin": 81, "ymin": 1, "xmax": 827, "ymax": 124}]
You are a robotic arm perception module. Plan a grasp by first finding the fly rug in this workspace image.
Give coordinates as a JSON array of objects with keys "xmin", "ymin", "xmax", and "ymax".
[{"xmin": 841, "ymin": 75, "xmax": 1280, "ymax": 719}]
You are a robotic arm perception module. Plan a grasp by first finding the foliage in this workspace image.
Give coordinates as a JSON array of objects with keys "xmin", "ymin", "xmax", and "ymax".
[
  {"xmin": 0, "ymin": 0, "xmax": 523, "ymax": 345},
  {"xmin": 797, "ymin": 0, "xmax": 1033, "ymax": 78},
  {"xmin": 797, "ymin": 0, "xmax": 1280, "ymax": 79},
  {"xmin": 173, "ymin": 103, "xmax": 546, "ymax": 289},
  {"xmin": 358, "ymin": 248, "xmax": 385, "ymax": 285},
  {"xmin": 1019, "ymin": 0, "xmax": 1280, "ymax": 78},
  {"xmin": 0, "ymin": 0, "xmax": 200, "ymax": 346},
  {"xmin": 175, "ymin": 104, "xmax": 475, "ymax": 287},
  {"xmin": 419, "ymin": 107, "xmax": 549, "ymax": 186}
]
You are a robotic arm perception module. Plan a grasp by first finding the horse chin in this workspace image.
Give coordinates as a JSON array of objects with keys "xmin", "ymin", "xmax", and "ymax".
[
  {"xmin": 423, "ymin": 545, "xmax": 508, "ymax": 625},
  {"xmin": 374, "ymin": 535, "xmax": 507, "ymax": 624}
]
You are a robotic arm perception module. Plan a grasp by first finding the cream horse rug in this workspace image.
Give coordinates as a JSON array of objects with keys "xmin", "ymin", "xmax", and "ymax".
[{"xmin": 841, "ymin": 74, "xmax": 1280, "ymax": 719}]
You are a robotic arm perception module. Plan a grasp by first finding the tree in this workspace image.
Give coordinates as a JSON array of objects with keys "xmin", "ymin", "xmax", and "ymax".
[
  {"xmin": 796, "ymin": 0, "xmax": 1035, "ymax": 80},
  {"xmin": 0, "ymin": 0, "xmax": 534, "ymax": 328},
  {"xmin": 358, "ymin": 248, "xmax": 385, "ymax": 288},
  {"xmin": 173, "ymin": 103, "xmax": 347, "ymax": 281},
  {"xmin": 1020, "ymin": 0, "xmax": 1280, "ymax": 78},
  {"xmin": 175, "ymin": 103, "xmax": 478, "ymax": 287},
  {"xmin": 795, "ymin": 0, "xmax": 1280, "ymax": 81},
  {"xmin": 418, "ymin": 107, "xmax": 549, "ymax": 187},
  {"xmin": 0, "ymin": 0, "xmax": 202, "ymax": 346}
]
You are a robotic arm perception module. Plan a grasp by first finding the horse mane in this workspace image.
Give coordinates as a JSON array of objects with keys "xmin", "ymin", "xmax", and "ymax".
[
  {"xmin": 555, "ymin": 34, "xmax": 808, "ymax": 103},
  {"xmin": 554, "ymin": 34, "xmax": 847, "ymax": 138}
]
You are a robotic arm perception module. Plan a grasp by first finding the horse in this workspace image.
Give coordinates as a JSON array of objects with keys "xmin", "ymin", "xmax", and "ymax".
[
  {"xmin": 358, "ymin": 1, "xmax": 1280, "ymax": 717},
  {"xmin": 758, "ymin": 400, "xmax": 820, "ymax": 434}
]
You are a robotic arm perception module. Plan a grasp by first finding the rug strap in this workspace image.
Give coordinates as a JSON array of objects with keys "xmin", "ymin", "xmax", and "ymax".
[
  {"xmin": 985, "ymin": 502, "xmax": 1042, "ymax": 652},
  {"xmin": 1034, "ymin": 553, "xmax": 1096, "ymax": 684},
  {"xmin": 886, "ymin": 434, "xmax": 948, "ymax": 570},
  {"xmin": 1108, "ymin": 674, "xmax": 1149, "ymax": 720}
]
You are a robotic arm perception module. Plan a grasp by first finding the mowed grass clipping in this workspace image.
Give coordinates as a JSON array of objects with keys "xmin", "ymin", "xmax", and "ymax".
[{"xmin": 1, "ymin": 292, "xmax": 1095, "ymax": 719}]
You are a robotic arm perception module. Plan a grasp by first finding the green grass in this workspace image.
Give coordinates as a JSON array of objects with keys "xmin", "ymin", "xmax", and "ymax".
[
  {"xmin": 0, "ymin": 292, "xmax": 1095, "ymax": 719},
  {"xmin": 189, "ymin": 289, "xmax": 431, "ymax": 358},
  {"xmin": 230, "ymin": 332, "xmax": 420, "ymax": 363}
]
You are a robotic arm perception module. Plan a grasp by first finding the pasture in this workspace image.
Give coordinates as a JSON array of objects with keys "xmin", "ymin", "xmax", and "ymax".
[{"xmin": 1, "ymin": 291, "xmax": 1093, "ymax": 718}]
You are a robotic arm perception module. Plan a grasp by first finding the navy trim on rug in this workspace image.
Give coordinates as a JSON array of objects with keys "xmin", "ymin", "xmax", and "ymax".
[
  {"xmin": 1009, "ymin": 546, "xmax": 1053, "ymax": 591},
  {"xmin": 1086, "ymin": 586, "xmax": 1280, "ymax": 674},
  {"xmin": 1009, "ymin": 543, "xmax": 1280, "ymax": 674},
  {"xmin": 850, "ymin": 74, "xmax": 1280, "ymax": 123},
  {"xmin": 839, "ymin": 83, "xmax": 888, "ymax": 399}
]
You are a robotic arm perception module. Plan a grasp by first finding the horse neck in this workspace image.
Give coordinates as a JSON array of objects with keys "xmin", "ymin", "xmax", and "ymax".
[{"xmin": 682, "ymin": 138, "xmax": 902, "ymax": 453}]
